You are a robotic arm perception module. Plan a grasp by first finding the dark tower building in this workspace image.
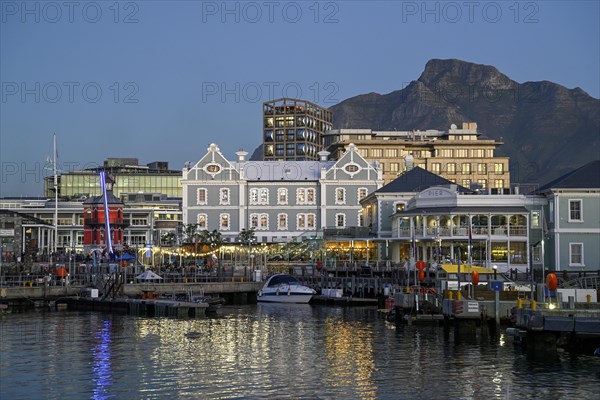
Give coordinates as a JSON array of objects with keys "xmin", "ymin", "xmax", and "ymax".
[{"xmin": 262, "ymin": 98, "xmax": 333, "ymax": 161}]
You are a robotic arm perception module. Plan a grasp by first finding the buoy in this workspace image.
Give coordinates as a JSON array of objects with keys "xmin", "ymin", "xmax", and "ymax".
[
  {"xmin": 546, "ymin": 273, "xmax": 558, "ymax": 291},
  {"xmin": 471, "ymin": 271, "xmax": 479, "ymax": 286},
  {"xmin": 416, "ymin": 260, "xmax": 426, "ymax": 271},
  {"xmin": 418, "ymin": 270, "xmax": 425, "ymax": 282},
  {"xmin": 57, "ymin": 267, "xmax": 67, "ymax": 278}
]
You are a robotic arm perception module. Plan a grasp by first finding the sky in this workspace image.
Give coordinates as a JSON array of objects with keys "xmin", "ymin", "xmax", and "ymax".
[{"xmin": 1, "ymin": 0, "xmax": 599, "ymax": 196}]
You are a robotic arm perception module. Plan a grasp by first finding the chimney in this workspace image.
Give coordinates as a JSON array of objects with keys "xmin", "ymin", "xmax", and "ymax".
[
  {"xmin": 236, "ymin": 150, "xmax": 248, "ymax": 162},
  {"xmin": 317, "ymin": 151, "xmax": 330, "ymax": 162}
]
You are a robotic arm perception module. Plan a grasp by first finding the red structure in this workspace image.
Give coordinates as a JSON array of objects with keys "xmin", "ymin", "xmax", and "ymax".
[{"xmin": 83, "ymin": 187, "xmax": 127, "ymax": 254}]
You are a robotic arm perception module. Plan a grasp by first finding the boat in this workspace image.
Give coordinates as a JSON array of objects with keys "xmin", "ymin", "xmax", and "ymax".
[{"xmin": 257, "ymin": 274, "xmax": 316, "ymax": 304}]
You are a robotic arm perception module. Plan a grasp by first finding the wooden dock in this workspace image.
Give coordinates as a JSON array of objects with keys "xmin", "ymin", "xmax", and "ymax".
[{"xmin": 61, "ymin": 297, "xmax": 216, "ymax": 318}]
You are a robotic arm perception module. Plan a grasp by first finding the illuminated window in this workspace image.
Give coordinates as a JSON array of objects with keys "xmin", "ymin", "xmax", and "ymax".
[
  {"xmin": 197, "ymin": 214, "xmax": 207, "ymax": 229},
  {"xmin": 462, "ymin": 163, "xmax": 471, "ymax": 174},
  {"xmin": 297, "ymin": 188, "xmax": 316, "ymax": 205},
  {"xmin": 494, "ymin": 163, "xmax": 504, "ymax": 174},
  {"xmin": 358, "ymin": 188, "xmax": 368, "ymax": 201},
  {"xmin": 250, "ymin": 213, "xmax": 269, "ymax": 230},
  {"xmin": 477, "ymin": 163, "xmax": 487, "ymax": 174},
  {"xmin": 277, "ymin": 188, "xmax": 288, "ymax": 205},
  {"xmin": 250, "ymin": 188, "xmax": 269, "ymax": 205},
  {"xmin": 278, "ymin": 213, "xmax": 288, "ymax": 230},
  {"xmin": 297, "ymin": 213, "xmax": 316, "ymax": 230},
  {"xmin": 431, "ymin": 163, "xmax": 441, "ymax": 174},
  {"xmin": 447, "ymin": 163, "xmax": 456, "ymax": 174},
  {"xmin": 220, "ymin": 214, "xmax": 230, "ymax": 230}
]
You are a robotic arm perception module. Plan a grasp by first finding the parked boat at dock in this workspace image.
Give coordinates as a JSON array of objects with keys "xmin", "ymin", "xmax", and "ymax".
[{"xmin": 257, "ymin": 274, "xmax": 316, "ymax": 303}]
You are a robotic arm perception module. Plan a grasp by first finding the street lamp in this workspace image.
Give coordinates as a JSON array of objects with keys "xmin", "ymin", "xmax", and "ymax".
[{"xmin": 493, "ymin": 264, "xmax": 498, "ymax": 280}]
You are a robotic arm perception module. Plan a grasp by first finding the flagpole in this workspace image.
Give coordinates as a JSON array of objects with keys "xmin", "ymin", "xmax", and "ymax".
[
  {"xmin": 468, "ymin": 216, "xmax": 472, "ymax": 298},
  {"xmin": 53, "ymin": 133, "xmax": 58, "ymax": 258}
]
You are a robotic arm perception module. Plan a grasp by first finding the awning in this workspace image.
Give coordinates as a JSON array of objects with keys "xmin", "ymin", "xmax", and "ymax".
[{"xmin": 441, "ymin": 264, "xmax": 496, "ymax": 274}]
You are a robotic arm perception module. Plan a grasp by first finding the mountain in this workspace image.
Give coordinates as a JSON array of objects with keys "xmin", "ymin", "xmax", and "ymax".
[{"xmin": 330, "ymin": 59, "xmax": 600, "ymax": 185}]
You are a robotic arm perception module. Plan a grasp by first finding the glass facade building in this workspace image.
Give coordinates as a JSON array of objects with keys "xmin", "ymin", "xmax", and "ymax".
[
  {"xmin": 262, "ymin": 98, "xmax": 333, "ymax": 161},
  {"xmin": 44, "ymin": 158, "xmax": 182, "ymax": 199}
]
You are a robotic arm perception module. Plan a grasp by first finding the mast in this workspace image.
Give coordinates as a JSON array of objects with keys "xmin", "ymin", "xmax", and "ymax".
[{"xmin": 53, "ymin": 133, "xmax": 58, "ymax": 256}]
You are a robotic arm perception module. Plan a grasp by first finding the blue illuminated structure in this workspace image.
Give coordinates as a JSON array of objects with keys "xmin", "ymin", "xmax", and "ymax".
[{"xmin": 99, "ymin": 171, "xmax": 113, "ymax": 255}]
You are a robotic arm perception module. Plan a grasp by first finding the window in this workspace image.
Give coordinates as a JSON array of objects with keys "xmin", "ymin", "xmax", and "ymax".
[
  {"xmin": 371, "ymin": 149, "xmax": 383, "ymax": 157},
  {"xmin": 384, "ymin": 148, "xmax": 398, "ymax": 158},
  {"xmin": 277, "ymin": 188, "xmax": 288, "ymax": 205},
  {"xmin": 447, "ymin": 163, "xmax": 456, "ymax": 174},
  {"xmin": 297, "ymin": 213, "xmax": 316, "ymax": 230},
  {"xmin": 431, "ymin": 163, "xmax": 441, "ymax": 174},
  {"xmin": 462, "ymin": 163, "xmax": 471, "ymax": 175},
  {"xmin": 570, "ymin": 243, "xmax": 583, "ymax": 265},
  {"xmin": 477, "ymin": 179, "xmax": 487, "ymax": 189},
  {"xmin": 472, "ymin": 149, "xmax": 485, "ymax": 158},
  {"xmin": 196, "ymin": 188, "xmax": 207, "ymax": 205},
  {"xmin": 494, "ymin": 179, "xmax": 504, "ymax": 189},
  {"xmin": 219, "ymin": 188, "xmax": 230, "ymax": 205},
  {"xmin": 569, "ymin": 200, "xmax": 582, "ymax": 222},
  {"xmin": 438, "ymin": 149, "xmax": 453, "ymax": 157},
  {"xmin": 494, "ymin": 163, "xmax": 504, "ymax": 175},
  {"xmin": 462, "ymin": 179, "xmax": 471, "ymax": 188},
  {"xmin": 477, "ymin": 163, "xmax": 487, "ymax": 174},
  {"xmin": 390, "ymin": 163, "xmax": 399, "ymax": 173},
  {"xmin": 345, "ymin": 164, "xmax": 359, "ymax": 173},
  {"xmin": 297, "ymin": 188, "xmax": 316, "ymax": 205},
  {"xmin": 220, "ymin": 213, "xmax": 230, "ymax": 230},
  {"xmin": 250, "ymin": 213, "xmax": 269, "ymax": 230},
  {"xmin": 336, "ymin": 213, "xmax": 346, "ymax": 228},
  {"xmin": 531, "ymin": 211, "xmax": 540, "ymax": 229},
  {"xmin": 455, "ymin": 149, "xmax": 468, "ymax": 158},
  {"xmin": 250, "ymin": 188, "xmax": 269, "ymax": 205},
  {"xmin": 278, "ymin": 213, "xmax": 288, "ymax": 230},
  {"xmin": 358, "ymin": 188, "xmax": 368, "ymax": 201},
  {"xmin": 197, "ymin": 214, "xmax": 207, "ymax": 229},
  {"xmin": 335, "ymin": 188, "xmax": 346, "ymax": 204},
  {"xmin": 395, "ymin": 202, "xmax": 406, "ymax": 212}
]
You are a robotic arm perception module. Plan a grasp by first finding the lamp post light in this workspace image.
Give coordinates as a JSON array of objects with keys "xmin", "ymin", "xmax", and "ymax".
[{"xmin": 493, "ymin": 264, "xmax": 498, "ymax": 280}]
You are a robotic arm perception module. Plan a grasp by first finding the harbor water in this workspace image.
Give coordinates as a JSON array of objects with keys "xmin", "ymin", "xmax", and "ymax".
[{"xmin": 1, "ymin": 306, "xmax": 600, "ymax": 399}]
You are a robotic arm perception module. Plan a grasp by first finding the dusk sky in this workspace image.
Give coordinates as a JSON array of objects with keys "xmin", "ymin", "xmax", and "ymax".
[{"xmin": 1, "ymin": 1, "xmax": 598, "ymax": 196}]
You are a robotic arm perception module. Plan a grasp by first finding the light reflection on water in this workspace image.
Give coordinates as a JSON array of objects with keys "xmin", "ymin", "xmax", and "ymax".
[{"xmin": 1, "ymin": 306, "xmax": 600, "ymax": 399}]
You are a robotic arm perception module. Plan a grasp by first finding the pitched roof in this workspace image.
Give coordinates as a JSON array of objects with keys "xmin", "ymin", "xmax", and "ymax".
[
  {"xmin": 374, "ymin": 167, "xmax": 471, "ymax": 193},
  {"xmin": 535, "ymin": 160, "xmax": 600, "ymax": 192}
]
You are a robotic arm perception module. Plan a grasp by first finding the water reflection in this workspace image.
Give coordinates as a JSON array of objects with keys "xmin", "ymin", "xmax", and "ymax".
[
  {"xmin": 92, "ymin": 320, "xmax": 113, "ymax": 400},
  {"xmin": 2, "ymin": 309, "xmax": 600, "ymax": 399}
]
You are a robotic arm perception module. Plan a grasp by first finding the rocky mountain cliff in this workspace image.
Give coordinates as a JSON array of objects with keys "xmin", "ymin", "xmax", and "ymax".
[{"xmin": 330, "ymin": 59, "xmax": 600, "ymax": 185}]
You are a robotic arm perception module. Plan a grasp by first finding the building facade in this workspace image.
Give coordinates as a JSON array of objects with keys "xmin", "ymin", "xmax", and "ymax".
[
  {"xmin": 182, "ymin": 143, "xmax": 382, "ymax": 244},
  {"xmin": 324, "ymin": 122, "xmax": 511, "ymax": 190},
  {"xmin": 0, "ymin": 194, "xmax": 182, "ymax": 263},
  {"xmin": 536, "ymin": 160, "xmax": 600, "ymax": 272},
  {"xmin": 262, "ymin": 98, "xmax": 333, "ymax": 161},
  {"xmin": 385, "ymin": 186, "xmax": 546, "ymax": 273},
  {"xmin": 44, "ymin": 158, "xmax": 182, "ymax": 199}
]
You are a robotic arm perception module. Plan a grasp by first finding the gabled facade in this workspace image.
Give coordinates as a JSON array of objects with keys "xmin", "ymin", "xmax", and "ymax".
[
  {"xmin": 182, "ymin": 143, "xmax": 383, "ymax": 243},
  {"xmin": 535, "ymin": 160, "xmax": 600, "ymax": 271},
  {"xmin": 387, "ymin": 186, "xmax": 546, "ymax": 273},
  {"xmin": 361, "ymin": 167, "xmax": 472, "ymax": 239}
]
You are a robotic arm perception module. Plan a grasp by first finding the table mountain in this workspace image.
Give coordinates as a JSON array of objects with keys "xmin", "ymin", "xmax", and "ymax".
[{"xmin": 330, "ymin": 59, "xmax": 600, "ymax": 185}]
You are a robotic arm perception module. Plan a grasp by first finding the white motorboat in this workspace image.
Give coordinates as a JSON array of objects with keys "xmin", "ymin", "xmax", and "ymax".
[{"xmin": 257, "ymin": 274, "xmax": 316, "ymax": 304}]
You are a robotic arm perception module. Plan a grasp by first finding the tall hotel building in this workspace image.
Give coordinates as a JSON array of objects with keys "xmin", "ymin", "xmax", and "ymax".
[{"xmin": 262, "ymin": 98, "xmax": 333, "ymax": 161}]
